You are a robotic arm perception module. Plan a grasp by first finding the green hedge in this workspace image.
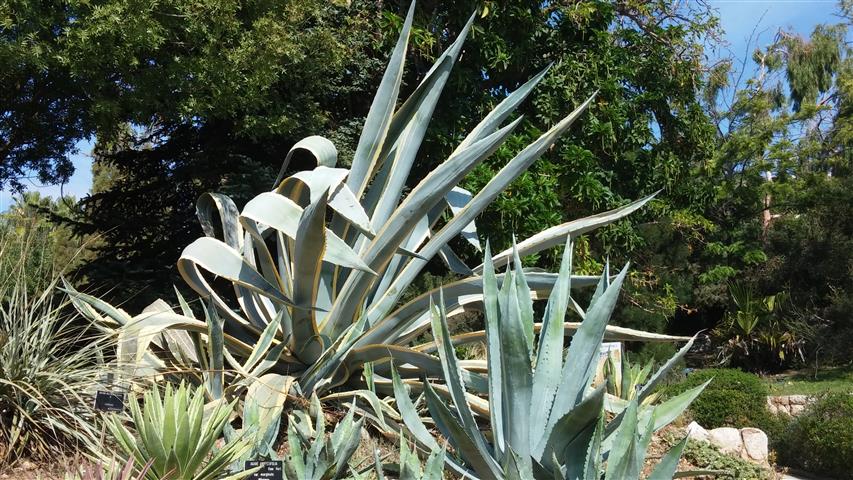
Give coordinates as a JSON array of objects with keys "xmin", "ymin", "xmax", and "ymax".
[
  {"xmin": 776, "ymin": 392, "xmax": 853, "ymax": 479},
  {"xmin": 666, "ymin": 368, "xmax": 769, "ymax": 429}
]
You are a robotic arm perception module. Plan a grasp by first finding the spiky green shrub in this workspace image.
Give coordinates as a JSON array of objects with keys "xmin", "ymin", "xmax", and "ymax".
[
  {"xmin": 63, "ymin": 1, "xmax": 682, "ymax": 410},
  {"xmin": 392, "ymin": 240, "xmax": 707, "ymax": 479},
  {"xmin": 282, "ymin": 394, "xmax": 364, "ymax": 479},
  {"xmin": 0, "ymin": 274, "xmax": 106, "ymax": 466},
  {"xmin": 104, "ymin": 382, "xmax": 254, "ymax": 480},
  {"xmin": 227, "ymin": 388, "xmax": 365, "ymax": 480}
]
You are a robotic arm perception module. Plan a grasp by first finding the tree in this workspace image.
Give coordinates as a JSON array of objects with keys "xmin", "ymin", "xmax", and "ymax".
[
  {"xmin": 699, "ymin": 8, "xmax": 853, "ymax": 368},
  {"xmin": 58, "ymin": 0, "xmax": 376, "ymax": 308},
  {"xmin": 0, "ymin": 1, "xmax": 89, "ymax": 190}
]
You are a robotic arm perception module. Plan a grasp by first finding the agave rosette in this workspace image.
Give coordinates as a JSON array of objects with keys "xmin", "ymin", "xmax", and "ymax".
[{"xmin": 65, "ymin": 2, "xmax": 686, "ymax": 405}]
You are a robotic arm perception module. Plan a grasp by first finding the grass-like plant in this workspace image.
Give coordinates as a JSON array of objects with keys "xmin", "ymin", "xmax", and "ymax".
[
  {"xmin": 66, "ymin": 459, "xmax": 155, "ymax": 480},
  {"xmin": 0, "ymin": 273, "xmax": 106, "ymax": 466}
]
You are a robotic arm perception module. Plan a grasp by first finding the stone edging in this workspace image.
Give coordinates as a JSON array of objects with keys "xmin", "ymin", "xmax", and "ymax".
[{"xmin": 766, "ymin": 395, "xmax": 813, "ymax": 416}]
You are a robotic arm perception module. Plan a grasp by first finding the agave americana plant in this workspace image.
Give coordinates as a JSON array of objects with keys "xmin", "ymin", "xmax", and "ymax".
[
  {"xmin": 65, "ymin": 1, "xmax": 685, "ymax": 419},
  {"xmin": 392, "ymin": 240, "xmax": 707, "ymax": 479}
]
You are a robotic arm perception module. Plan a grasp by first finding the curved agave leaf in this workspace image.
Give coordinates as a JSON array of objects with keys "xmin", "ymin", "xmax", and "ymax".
[
  {"xmin": 355, "ymin": 271, "xmax": 602, "ymax": 351},
  {"xmin": 239, "ymin": 192, "xmax": 373, "ymax": 274},
  {"xmin": 347, "ymin": 2, "xmax": 416, "ymax": 198},
  {"xmin": 273, "ymin": 135, "xmax": 338, "ymax": 188}
]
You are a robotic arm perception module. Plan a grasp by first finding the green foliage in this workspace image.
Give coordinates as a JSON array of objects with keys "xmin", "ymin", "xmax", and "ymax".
[
  {"xmin": 104, "ymin": 382, "xmax": 253, "ymax": 480},
  {"xmin": 0, "ymin": 1, "xmax": 86, "ymax": 190},
  {"xmin": 712, "ymin": 283, "xmax": 808, "ymax": 369},
  {"xmin": 0, "ymin": 274, "xmax": 106, "ymax": 465},
  {"xmin": 666, "ymin": 369, "xmax": 769, "ymax": 429},
  {"xmin": 775, "ymin": 393, "xmax": 853, "ymax": 479},
  {"xmin": 393, "ymin": 241, "xmax": 704, "ymax": 478},
  {"xmin": 0, "ymin": 193, "xmax": 88, "ymax": 297},
  {"xmin": 680, "ymin": 439, "xmax": 773, "ymax": 480},
  {"xmin": 699, "ymin": 12, "xmax": 853, "ymax": 369},
  {"xmin": 281, "ymin": 395, "xmax": 364, "ymax": 480}
]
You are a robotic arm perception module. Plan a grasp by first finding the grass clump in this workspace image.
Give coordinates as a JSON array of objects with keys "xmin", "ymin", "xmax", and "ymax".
[
  {"xmin": 0, "ymin": 277, "xmax": 108, "ymax": 466},
  {"xmin": 0, "ymin": 230, "xmax": 108, "ymax": 467}
]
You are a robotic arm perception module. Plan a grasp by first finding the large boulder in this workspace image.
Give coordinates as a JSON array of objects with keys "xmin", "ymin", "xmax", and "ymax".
[
  {"xmin": 741, "ymin": 427, "xmax": 769, "ymax": 463},
  {"xmin": 709, "ymin": 427, "xmax": 743, "ymax": 455},
  {"xmin": 688, "ymin": 422, "xmax": 770, "ymax": 466},
  {"xmin": 687, "ymin": 421, "xmax": 710, "ymax": 443}
]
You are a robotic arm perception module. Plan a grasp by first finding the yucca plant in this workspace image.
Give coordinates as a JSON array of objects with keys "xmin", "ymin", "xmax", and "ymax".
[
  {"xmin": 392, "ymin": 239, "xmax": 707, "ymax": 479},
  {"xmin": 64, "ymin": 1, "xmax": 686, "ymax": 420},
  {"xmin": 103, "ymin": 382, "xmax": 255, "ymax": 480},
  {"xmin": 0, "ymin": 272, "xmax": 106, "ymax": 466}
]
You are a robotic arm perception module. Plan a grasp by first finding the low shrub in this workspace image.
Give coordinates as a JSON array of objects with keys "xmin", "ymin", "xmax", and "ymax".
[
  {"xmin": 681, "ymin": 439, "xmax": 773, "ymax": 480},
  {"xmin": 775, "ymin": 392, "xmax": 853, "ymax": 479},
  {"xmin": 666, "ymin": 368, "xmax": 769, "ymax": 428}
]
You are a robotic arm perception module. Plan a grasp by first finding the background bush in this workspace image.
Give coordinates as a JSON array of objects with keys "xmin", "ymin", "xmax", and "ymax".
[
  {"xmin": 775, "ymin": 392, "xmax": 853, "ymax": 479},
  {"xmin": 666, "ymin": 368, "xmax": 769, "ymax": 428}
]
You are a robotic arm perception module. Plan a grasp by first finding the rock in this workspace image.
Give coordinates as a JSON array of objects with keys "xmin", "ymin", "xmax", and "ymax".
[
  {"xmin": 777, "ymin": 395, "xmax": 789, "ymax": 406},
  {"xmin": 19, "ymin": 460, "xmax": 36, "ymax": 471},
  {"xmin": 791, "ymin": 404, "xmax": 805, "ymax": 415},
  {"xmin": 741, "ymin": 428, "xmax": 769, "ymax": 463},
  {"xmin": 768, "ymin": 403, "xmax": 778, "ymax": 415},
  {"xmin": 788, "ymin": 394, "xmax": 808, "ymax": 405},
  {"xmin": 709, "ymin": 427, "xmax": 743, "ymax": 455},
  {"xmin": 687, "ymin": 421, "xmax": 711, "ymax": 442}
]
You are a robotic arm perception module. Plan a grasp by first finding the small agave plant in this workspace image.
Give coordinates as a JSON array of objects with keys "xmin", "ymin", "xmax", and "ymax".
[
  {"xmin": 103, "ymin": 382, "xmax": 254, "ymax": 480},
  {"xmin": 227, "ymin": 392, "xmax": 365, "ymax": 480},
  {"xmin": 65, "ymin": 0, "xmax": 684, "ymax": 429},
  {"xmin": 392, "ymin": 240, "xmax": 707, "ymax": 479}
]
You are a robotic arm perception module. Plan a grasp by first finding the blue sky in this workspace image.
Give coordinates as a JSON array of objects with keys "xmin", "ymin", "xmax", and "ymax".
[{"xmin": 0, "ymin": 1, "xmax": 843, "ymax": 211}]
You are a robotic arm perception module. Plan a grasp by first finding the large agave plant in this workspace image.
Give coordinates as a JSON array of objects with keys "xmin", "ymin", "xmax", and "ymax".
[
  {"xmin": 392, "ymin": 240, "xmax": 707, "ymax": 479},
  {"xmin": 65, "ymin": 1, "xmax": 683, "ymax": 407}
]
